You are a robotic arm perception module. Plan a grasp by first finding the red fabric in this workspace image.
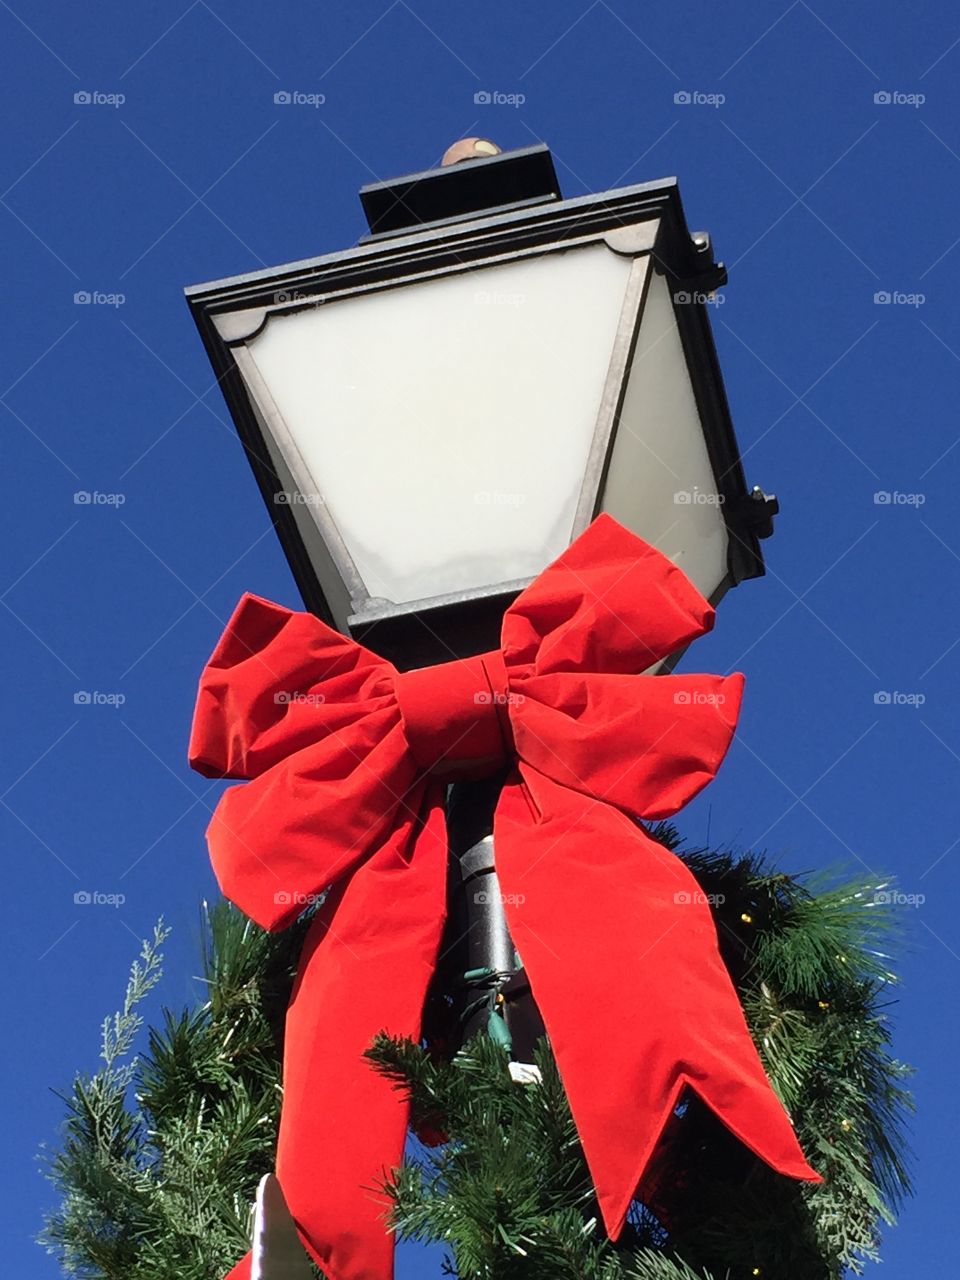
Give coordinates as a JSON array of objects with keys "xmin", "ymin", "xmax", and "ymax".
[
  {"xmin": 226, "ymin": 1256, "xmax": 251, "ymax": 1280},
  {"xmin": 189, "ymin": 514, "xmax": 820, "ymax": 1280}
]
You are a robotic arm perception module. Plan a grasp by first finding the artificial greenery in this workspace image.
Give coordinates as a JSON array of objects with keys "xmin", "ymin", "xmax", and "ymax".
[
  {"xmin": 39, "ymin": 907, "xmax": 313, "ymax": 1280},
  {"xmin": 41, "ymin": 829, "xmax": 912, "ymax": 1279}
]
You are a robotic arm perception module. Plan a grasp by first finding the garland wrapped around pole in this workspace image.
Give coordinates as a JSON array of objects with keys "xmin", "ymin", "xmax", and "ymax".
[{"xmin": 40, "ymin": 838, "xmax": 911, "ymax": 1280}]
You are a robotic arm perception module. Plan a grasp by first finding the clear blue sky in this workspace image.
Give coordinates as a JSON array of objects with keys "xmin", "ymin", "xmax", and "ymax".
[{"xmin": 3, "ymin": 2, "xmax": 957, "ymax": 1275}]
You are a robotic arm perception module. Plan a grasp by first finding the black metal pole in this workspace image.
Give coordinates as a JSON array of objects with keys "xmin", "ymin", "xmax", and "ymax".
[{"xmin": 440, "ymin": 775, "xmax": 545, "ymax": 1059}]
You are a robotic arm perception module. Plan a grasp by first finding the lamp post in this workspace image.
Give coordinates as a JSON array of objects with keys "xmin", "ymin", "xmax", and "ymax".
[{"xmin": 186, "ymin": 138, "xmax": 775, "ymax": 1062}]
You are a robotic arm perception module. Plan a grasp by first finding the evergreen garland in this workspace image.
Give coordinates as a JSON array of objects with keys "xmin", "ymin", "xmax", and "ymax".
[
  {"xmin": 40, "ymin": 908, "xmax": 313, "ymax": 1279},
  {"xmin": 40, "ymin": 830, "xmax": 912, "ymax": 1279}
]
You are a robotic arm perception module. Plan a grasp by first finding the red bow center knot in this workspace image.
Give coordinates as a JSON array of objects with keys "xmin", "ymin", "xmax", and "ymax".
[
  {"xmin": 190, "ymin": 515, "xmax": 820, "ymax": 1280},
  {"xmin": 395, "ymin": 650, "xmax": 514, "ymax": 777}
]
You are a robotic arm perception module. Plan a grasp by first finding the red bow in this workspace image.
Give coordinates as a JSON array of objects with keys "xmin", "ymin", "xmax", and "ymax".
[{"xmin": 189, "ymin": 514, "xmax": 820, "ymax": 1280}]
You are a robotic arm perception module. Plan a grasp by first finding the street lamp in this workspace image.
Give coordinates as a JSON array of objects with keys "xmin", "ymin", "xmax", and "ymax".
[
  {"xmin": 186, "ymin": 138, "xmax": 776, "ymax": 1070},
  {"xmin": 187, "ymin": 140, "xmax": 775, "ymax": 674}
]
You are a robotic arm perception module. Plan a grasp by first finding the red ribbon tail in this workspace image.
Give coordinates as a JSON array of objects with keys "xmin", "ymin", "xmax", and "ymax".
[
  {"xmin": 276, "ymin": 793, "xmax": 448, "ymax": 1280},
  {"xmin": 495, "ymin": 771, "xmax": 821, "ymax": 1240}
]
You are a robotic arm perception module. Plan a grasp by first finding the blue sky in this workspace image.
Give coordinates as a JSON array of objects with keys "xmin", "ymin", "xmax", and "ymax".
[{"xmin": 3, "ymin": 2, "xmax": 957, "ymax": 1275}]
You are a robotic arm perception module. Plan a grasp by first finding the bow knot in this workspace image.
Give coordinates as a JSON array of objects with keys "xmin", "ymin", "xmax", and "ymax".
[{"xmin": 396, "ymin": 650, "xmax": 513, "ymax": 776}]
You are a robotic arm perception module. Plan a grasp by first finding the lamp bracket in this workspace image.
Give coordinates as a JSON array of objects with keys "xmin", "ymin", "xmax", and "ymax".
[{"xmin": 733, "ymin": 486, "xmax": 779, "ymax": 540}]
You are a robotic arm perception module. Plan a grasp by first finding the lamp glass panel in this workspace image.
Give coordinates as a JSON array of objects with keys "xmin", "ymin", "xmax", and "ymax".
[
  {"xmin": 244, "ymin": 244, "xmax": 633, "ymax": 605},
  {"xmin": 599, "ymin": 272, "xmax": 729, "ymax": 601}
]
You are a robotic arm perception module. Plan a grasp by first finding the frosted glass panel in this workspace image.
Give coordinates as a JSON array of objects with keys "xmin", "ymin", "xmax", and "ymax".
[
  {"xmin": 245, "ymin": 245, "xmax": 634, "ymax": 604},
  {"xmin": 601, "ymin": 272, "xmax": 729, "ymax": 601}
]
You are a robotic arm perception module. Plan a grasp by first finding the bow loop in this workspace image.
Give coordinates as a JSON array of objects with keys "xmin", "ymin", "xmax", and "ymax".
[
  {"xmin": 188, "ymin": 594, "xmax": 420, "ymax": 934},
  {"xmin": 188, "ymin": 593, "xmax": 396, "ymax": 780},
  {"xmin": 509, "ymin": 671, "xmax": 744, "ymax": 819},
  {"xmin": 502, "ymin": 514, "xmax": 717, "ymax": 676}
]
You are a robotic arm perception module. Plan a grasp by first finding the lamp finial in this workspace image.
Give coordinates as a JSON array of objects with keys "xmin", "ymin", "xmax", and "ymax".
[{"xmin": 441, "ymin": 138, "xmax": 502, "ymax": 166}]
